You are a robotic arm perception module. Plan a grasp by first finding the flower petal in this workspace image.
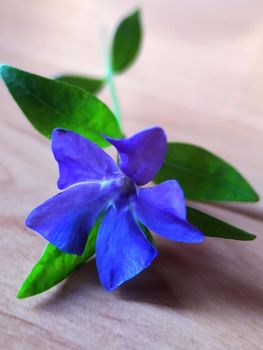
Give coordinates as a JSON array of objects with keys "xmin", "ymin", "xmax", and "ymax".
[
  {"xmin": 96, "ymin": 201, "xmax": 157, "ymax": 291},
  {"xmin": 51, "ymin": 128, "xmax": 122, "ymax": 189},
  {"xmin": 104, "ymin": 127, "xmax": 166, "ymax": 185},
  {"xmin": 26, "ymin": 183, "xmax": 116, "ymax": 255},
  {"xmin": 132, "ymin": 180, "xmax": 204, "ymax": 243}
]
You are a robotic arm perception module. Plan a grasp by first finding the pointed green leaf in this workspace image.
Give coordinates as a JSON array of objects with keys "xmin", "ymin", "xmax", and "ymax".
[
  {"xmin": 17, "ymin": 217, "xmax": 101, "ymax": 299},
  {"xmin": 155, "ymin": 143, "xmax": 259, "ymax": 202},
  {"xmin": 111, "ymin": 9, "xmax": 142, "ymax": 73},
  {"xmin": 187, "ymin": 207, "xmax": 256, "ymax": 240},
  {"xmin": 0, "ymin": 65, "xmax": 122, "ymax": 147},
  {"xmin": 55, "ymin": 75, "xmax": 104, "ymax": 94}
]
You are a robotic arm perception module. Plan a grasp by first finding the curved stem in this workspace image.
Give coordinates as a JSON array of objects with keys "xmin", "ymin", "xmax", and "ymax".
[{"xmin": 101, "ymin": 28, "xmax": 121, "ymax": 126}]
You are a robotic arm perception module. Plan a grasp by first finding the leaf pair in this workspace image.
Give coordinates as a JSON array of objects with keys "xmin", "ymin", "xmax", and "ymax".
[
  {"xmin": 153, "ymin": 142, "xmax": 258, "ymax": 244},
  {"xmin": 0, "ymin": 10, "xmax": 142, "ymax": 141},
  {"xmin": 56, "ymin": 10, "xmax": 142, "ymax": 94}
]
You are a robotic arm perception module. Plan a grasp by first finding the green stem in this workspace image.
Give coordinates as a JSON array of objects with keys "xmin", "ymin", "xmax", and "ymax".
[{"xmin": 101, "ymin": 29, "xmax": 121, "ymax": 125}]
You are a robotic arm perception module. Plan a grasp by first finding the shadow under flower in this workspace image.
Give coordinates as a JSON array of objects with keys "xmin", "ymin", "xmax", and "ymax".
[
  {"xmin": 119, "ymin": 239, "xmax": 263, "ymax": 313},
  {"xmin": 209, "ymin": 202, "xmax": 263, "ymax": 223},
  {"xmin": 36, "ymin": 239, "xmax": 263, "ymax": 315},
  {"xmin": 35, "ymin": 259, "xmax": 101, "ymax": 310}
]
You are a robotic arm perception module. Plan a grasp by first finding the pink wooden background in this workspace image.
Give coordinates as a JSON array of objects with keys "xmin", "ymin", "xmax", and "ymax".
[{"xmin": 0, "ymin": 1, "xmax": 262, "ymax": 349}]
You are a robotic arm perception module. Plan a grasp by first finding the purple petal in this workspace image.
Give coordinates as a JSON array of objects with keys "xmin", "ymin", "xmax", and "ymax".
[
  {"xmin": 96, "ymin": 201, "xmax": 157, "ymax": 291},
  {"xmin": 104, "ymin": 127, "xmax": 166, "ymax": 185},
  {"xmin": 51, "ymin": 128, "xmax": 122, "ymax": 190},
  {"xmin": 132, "ymin": 180, "xmax": 204, "ymax": 243},
  {"xmin": 26, "ymin": 183, "xmax": 116, "ymax": 255}
]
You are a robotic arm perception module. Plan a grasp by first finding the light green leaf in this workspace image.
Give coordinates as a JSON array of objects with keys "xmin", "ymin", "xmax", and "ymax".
[
  {"xmin": 17, "ymin": 217, "xmax": 101, "ymax": 298},
  {"xmin": 55, "ymin": 75, "xmax": 104, "ymax": 94},
  {"xmin": 111, "ymin": 9, "xmax": 142, "ymax": 73},
  {"xmin": 187, "ymin": 207, "xmax": 256, "ymax": 240},
  {"xmin": 155, "ymin": 143, "xmax": 259, "ymax": 202},
  {"xmin": 0, "ymin": 65, "xmax": 122, "ymax": 147}
]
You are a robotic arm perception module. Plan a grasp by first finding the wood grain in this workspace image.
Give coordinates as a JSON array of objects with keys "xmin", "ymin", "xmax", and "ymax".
[{"xmin": 0, "ymin": 1, "xmax": 262, "ymax": 349}]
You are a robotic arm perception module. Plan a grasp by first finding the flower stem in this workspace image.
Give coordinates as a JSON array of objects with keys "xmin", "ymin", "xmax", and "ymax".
[{"xmin": 101, "ymin": 28, "xmax": 122, "ymax": 126}]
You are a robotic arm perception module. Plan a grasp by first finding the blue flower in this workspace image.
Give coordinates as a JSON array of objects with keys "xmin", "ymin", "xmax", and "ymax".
[{"xmin": 26, "ymin": 127, "xmax": 204, "ymax": 291}]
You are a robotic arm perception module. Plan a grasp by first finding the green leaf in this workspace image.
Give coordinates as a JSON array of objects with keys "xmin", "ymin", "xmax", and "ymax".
[
  {"xmin": 155, "ymin": 143, "xmax": 259, "ymax": 202},
  {"xmin": 17, "ymin": 217, "xmax": 101, "ymax": 298},
  {"xmin": 187, "ymin": 207, "xmax": 256, "ymax": 240},
  {"xmin": 55, "ymin": 75, "xmax": 104, "ymax": 94},
  {"xmin": 139, "ymin": 223, "xmax": 155, "ymax": 246},
  {"xmin": 0, "ymin": 65, "xmax": 122, "ymax": 147},
  {"xmin": 111, "ymin": 9, "xmax": 142, "ymax": 73}
]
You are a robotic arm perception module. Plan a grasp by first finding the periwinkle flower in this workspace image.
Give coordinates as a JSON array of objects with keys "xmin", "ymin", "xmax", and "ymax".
[{"xmin": 26, "ymin": 127, "xmax": 204, "ymax": 291}]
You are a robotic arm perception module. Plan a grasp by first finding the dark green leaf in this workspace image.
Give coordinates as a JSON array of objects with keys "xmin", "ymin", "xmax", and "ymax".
[
  {"xmin": 187, "ymin": 206, "xmax": 256, "ymax": 240},
  {"xmin": 155, "ymin": 143, "xmax": 259, "ymax": 202},
  {"xmin": 17, "ymin": 217, "xmax": 101, "ymax": 298},
  {"xmin": 0, "ymin": 65, "xmax": 122, "ymax": 147},
  {"xmin": 139, "ymin": 223, "xmax": 155, "ymax": 246},
  {"xmin": 111, "ymin": 9, "xmax": 142, "ymax": 73},
  {"xmin": 55, "ymin": 75, "xmax": 104, "ymax": 94}
]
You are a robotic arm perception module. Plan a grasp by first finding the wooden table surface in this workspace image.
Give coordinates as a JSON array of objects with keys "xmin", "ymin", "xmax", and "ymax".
[{"xmin": 0, "ymin": 1, "xmax": 262, "ymax": 349}]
